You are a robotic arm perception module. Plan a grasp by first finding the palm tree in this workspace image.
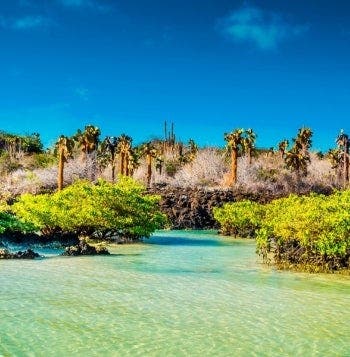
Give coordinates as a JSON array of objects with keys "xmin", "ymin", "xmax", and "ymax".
[
  {"xmin": 141, "ymin": 142, "xmax": 157, "ymax": 187},
  {"xmin": 187, "ymin": 139, "xmax": 198, "ymax": 163},
  {"xmin": 295, "ymin": 127, "xmax": 312, "ymax": 156},
  {"xmin": 76, "ymin": 125, "xmax": 101, "ymax": 180},
  {"xmin": 278, "ymin": 139, "xmax": 289, "ymax": 159},
  {"xmin": 74, "ymin": 125, "xmax": 101, "ymax": 159},
  {"xmin": 242, "ymin": 129, "xmax": 257, "ymax": 165},
  {"xmin": 284, "ymin": 148, "xmax": 310, "ymax": 178},
  {"xmin": 0, "ymin": 133, "xmax": 21, "ymax": 160},
  {"xmin": 284, "ymin": 128, "xmax": 313, "ymax": 178},
  {"xmin": 99, "ymin": 136, "xmax": 119, "ymax": 182},
  {"xmin": 327, "ymin": 148, "xmax": 342, "ymax": 182},
  {"xmin": 224, "ymin": 128, "xmax": 244, "ymax": 185},
  {"xmin": 116, "ymin": 134, "xmax": 133, "ymax": 176},
  {"xmin": 127, "ymin": 148, "xmax": 140, "ymax": 177},
  {"xmin": 55, "ymin": 135, "xmax": 74, "ymax": 191},
  {"xmin": 336, "ymin": 130, "xmax": 350, "ymax": 186}
]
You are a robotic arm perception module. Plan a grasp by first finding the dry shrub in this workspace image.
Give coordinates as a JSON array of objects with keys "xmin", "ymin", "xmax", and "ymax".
[
  {"xmin": 236, "ymin": 152, "xmax": 337, "ymax": 194},
  {"xmin": 132, "ymin": 158, "xmax": 149, "ymax": 185},
  {"xmin": 169, "ymin": 148, "xmax": 227, "ymax": 187},
  {"xmin": 0, "ymin": 146, "xmax": 340, "ymax": 200},
  {"xmin": 0, "ymin": 157, "xmax": 93, "ymax": 200}
]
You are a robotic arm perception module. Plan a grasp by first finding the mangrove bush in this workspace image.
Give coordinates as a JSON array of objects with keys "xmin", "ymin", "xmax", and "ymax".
[
  {"xmin": 213, "ymin": 200, "xmax": 265, "ymax": 237},
  {"xmin": 214, "ymin": 191, "xmax": 350, "ymax": 272},
  {"xmin": 12, "ymin": 177, "xmax": 166, "ymax": 240}
]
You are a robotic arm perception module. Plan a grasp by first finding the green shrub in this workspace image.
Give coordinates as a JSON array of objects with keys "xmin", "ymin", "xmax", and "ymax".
[
  {"xmin": 214, "ymin": 191, "xmax": 350, "ymax": 272},
  {"xmin": 213, "ymin": 200, "xmax": 265, "ymax": 237},
  {"xmin": 30, "ymin": 153, "xmax": 57, "ymax": 169},
  {"xmin": 20, "ymin": 133, "xmax": 43, "ymax": 154},
  {"xmin": 12, "ymin": 177, "xmax": 167, "ymax": 240},
  {"xmin": 256, "ymin": 191, "xmax": 350, "ymax": 272},
  {"xmin": 165, "ymin": 160, "xmax": 180, "ymax": 177},
  {"xmin": 0, "ymin": 212, "xmax": 37, "ymax": 235}
]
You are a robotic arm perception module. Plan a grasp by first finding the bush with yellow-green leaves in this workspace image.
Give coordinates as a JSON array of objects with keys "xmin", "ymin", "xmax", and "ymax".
[
  {"xmin": 11, "ymin": 177, "xmax": 166, "ymax": 240},
  {"xmin": 213, "ymin": 200, "xmax": 265, "ymax": 237},
  {"xmin": 214, "ymin": 191, "xmax": 350, "ymax": 272}
]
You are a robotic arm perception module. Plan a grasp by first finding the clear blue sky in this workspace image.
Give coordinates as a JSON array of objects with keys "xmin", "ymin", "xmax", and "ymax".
[{"xmin": 0, "ymin": 0, "xmax": 349, "ymax": 150}]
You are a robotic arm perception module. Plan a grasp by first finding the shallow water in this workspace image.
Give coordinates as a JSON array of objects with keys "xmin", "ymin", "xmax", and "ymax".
[{"xmin": 1, "ymin": 230, "xmax": 349, "ymax": 356}]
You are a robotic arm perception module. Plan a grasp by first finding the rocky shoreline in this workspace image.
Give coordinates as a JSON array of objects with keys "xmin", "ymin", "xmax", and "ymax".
[
  {"xmin": 149, "ymin": 185, "xmax": 286, "ymax": 229},
  {"xmin": 0, "ymin": 248, "xmax": 40, "ymax": 259},
  {"xmin": 62, "ymin": 240, "xmax": 110, "ymax": 256}
]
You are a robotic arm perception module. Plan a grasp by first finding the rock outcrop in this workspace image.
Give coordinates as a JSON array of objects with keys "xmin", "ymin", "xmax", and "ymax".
[
  {"xmin": 149, "ymin": 186, "xmax": 235, "ymax": 229},
  {"xmin": 149, "ymin": 185, "xmax": 292, "ymax": 229},
  {"xmin": 62, "ymin": 241, "xmax": 110, "ymax": 256},
  {"xmin": 0, "ymin": 248, "xmax": 40, "ymax": 259}
]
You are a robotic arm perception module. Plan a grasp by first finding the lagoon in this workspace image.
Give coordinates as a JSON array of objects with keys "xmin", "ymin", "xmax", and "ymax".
[{"xmin": 1, "ymin": 231, "xmax": 349, "ymax": 356}]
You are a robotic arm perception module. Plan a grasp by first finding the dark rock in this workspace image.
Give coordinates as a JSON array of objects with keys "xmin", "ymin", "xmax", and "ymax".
[
  {"xmin": 62, "ymin": 241, "xmax": 110, "ymax": 256},
  {"xmin": 149, "ymin": 186, "xmax": 236, "ymax": 229},
  {"xmin": 0, "ymin": 249, "xmax": 13, "ymax": 259},
  {"xmin": 0, "ymin": 248, "xmax": 40, "ymax": 259},
  {"xmin": 1, "ymin": 232, "xmax": 79, "ymax": 246}
]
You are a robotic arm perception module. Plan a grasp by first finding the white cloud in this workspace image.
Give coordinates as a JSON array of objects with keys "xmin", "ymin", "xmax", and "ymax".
[
  {"xmin": 0, "ymin": 15, "xmax": 52, "ymax": 31},
  {"xmin": 12, "ymin": 15, "xmax": 50, "ymax": 30},
  {"xmin": 218, "ymin": 5, "xmax": 308, "ymax": 50}
]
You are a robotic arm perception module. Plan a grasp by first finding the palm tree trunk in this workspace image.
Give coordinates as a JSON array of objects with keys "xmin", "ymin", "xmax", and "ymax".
[
  {"xmin": 125, "ymin": 152, "xmax": 129, "ymax": 176},
  {"xmin": 231, "ymin": 149, "xmax": 238, "ymax": 185},
  {"xmin": 248, "ymin": 148, "xmax": 252, "ymax": 165},
  {"xmin": 82, "ymin": 143, "xmax": 88, "ymax": 161},
  {"xmin": 111, "ymin": 164, "xmax": 115, "ymax": 182},
  {"xmin": 58, "ymin": 148, "xmax": 64, "ymax": 191},
  {"xmin": 120, "ymin": 152, "xmax": 125, "ymax": 175},
  {"xmin": 111, "ymin": 152, "xmax": 115, "ymax": 182},
  {"xmin": 146, "ymin": 154, "xmax": 152, "ymax": 187},
  {"xmin": 344, "ymin": 146, "xmax": 349, "ymax": 186}
]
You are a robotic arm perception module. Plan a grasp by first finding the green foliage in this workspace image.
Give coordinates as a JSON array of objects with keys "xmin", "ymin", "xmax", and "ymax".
[
  {"xmin": 214, "ymin": 191, "xmax": 350, "ymax": 272},
  {"xmin": 284, "ymin": 127, "xmax": 313, "ymax": 176},
  {"xmin": 256, "ymin": 168, "xmax": 279, "ymax": 182},
  {"xmin": 256, "ymin": 192, "xmax": 350, "ymax": 270},
  {"xmin": 30, "ymin": 153, "xmax": 57, "ymax": 169},
  {"xmin": 165, "ymin": 160, "xmax": 180, "ymax": 177},
  {"xmin": 12, "ymin": 177, "xmax": 166, "ymax": 240},
  {"xmin": 0, "ymin": 131, "xmax": 43, "ymax": 154},
  {"xmin": 0, "ymin": 212, "xmax": 37, "ymax": 235},
  {"xmin": 213, "ymin": 201, "xmax": 265, "ymax": 237},
  {"xmin": 224, "ymin": 128, "xmax": 244, "ymax": 152},
  {"xmin": 20, "ymin": 133, "xmax": 43, "ymax": 153}
]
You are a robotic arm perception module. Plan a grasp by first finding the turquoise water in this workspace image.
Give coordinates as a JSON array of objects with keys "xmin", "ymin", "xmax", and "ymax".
[{"xmin": 1, "ymin": 230, "xmax": 349, "ymax": 356}]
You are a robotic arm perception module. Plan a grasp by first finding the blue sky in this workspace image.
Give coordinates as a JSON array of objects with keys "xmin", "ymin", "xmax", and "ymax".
[{"xmin": 0, "ymin": 0, "xmax": 349, "ymax": 150}]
